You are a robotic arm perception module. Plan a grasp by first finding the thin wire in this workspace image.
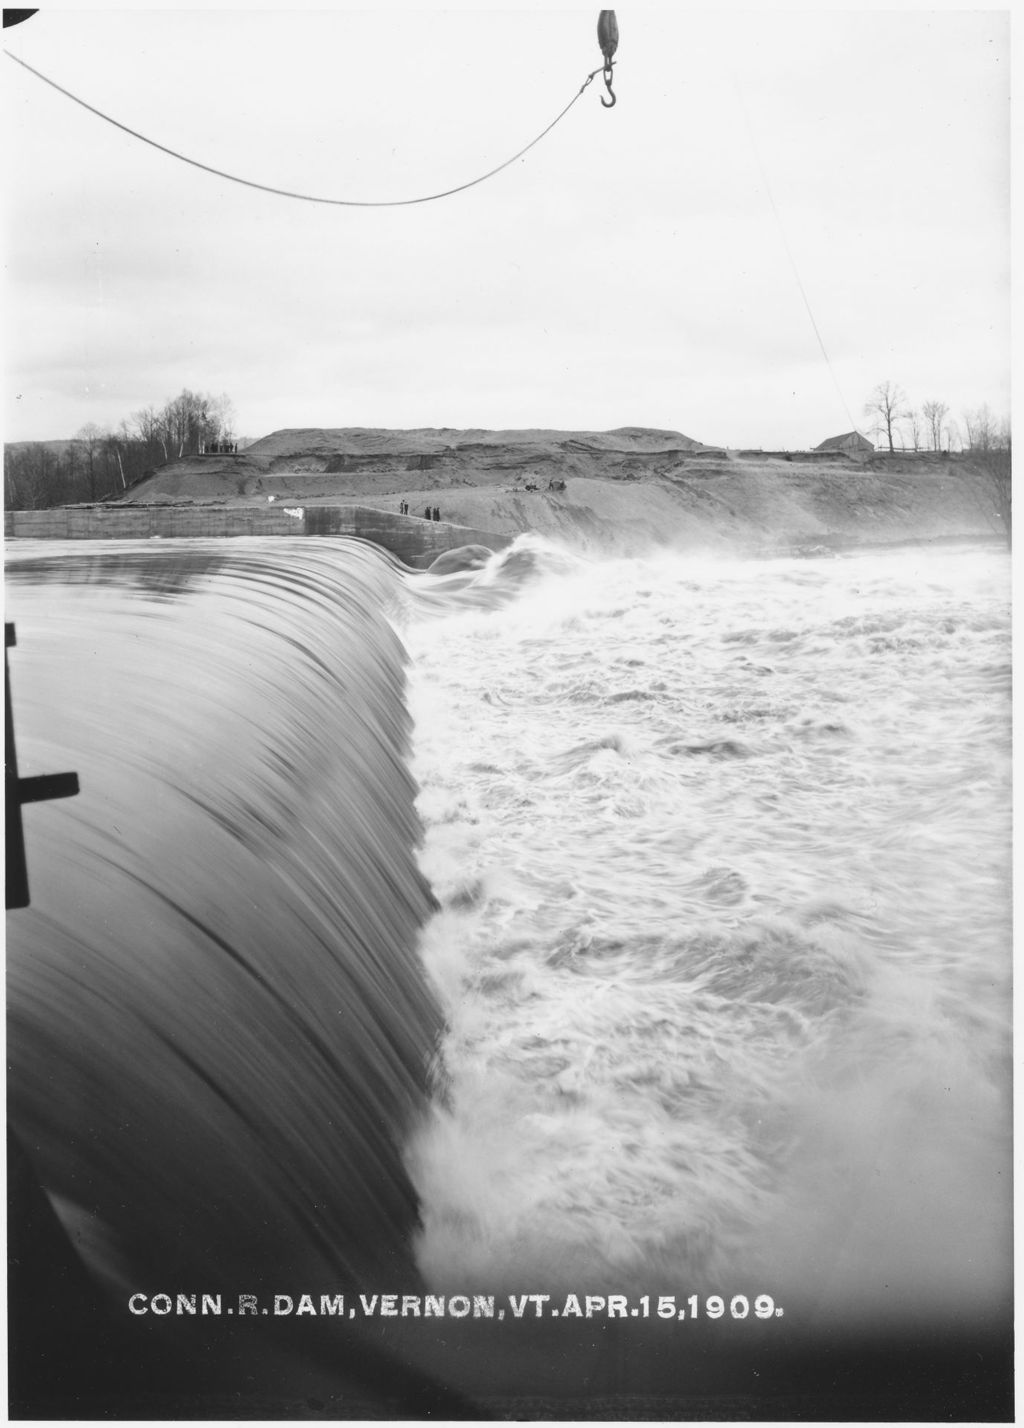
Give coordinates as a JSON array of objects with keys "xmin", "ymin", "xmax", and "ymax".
[
  {"xmin": 4, "ymin": 50, "xmax": 608, "ymax": 207},
  {"xmin": 733, "ymin": 83, "xmax": 859, "ymax": 435}
]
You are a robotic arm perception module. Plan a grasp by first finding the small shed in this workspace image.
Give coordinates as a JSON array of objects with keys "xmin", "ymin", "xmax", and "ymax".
[{"xmin": 814, "ymin": 431, "xmax": 874, "ymax": 456}]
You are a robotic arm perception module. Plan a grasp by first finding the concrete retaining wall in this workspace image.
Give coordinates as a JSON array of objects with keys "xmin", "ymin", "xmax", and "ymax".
[{"xmin": 4, "ymin": 504, "xmax": 512, "ymax": 565}]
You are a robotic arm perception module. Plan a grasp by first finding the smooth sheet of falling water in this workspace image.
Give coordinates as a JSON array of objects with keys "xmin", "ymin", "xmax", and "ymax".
[{"xmin": 6, "ymin": 538, "xmax": 441, "ymax": 1296}]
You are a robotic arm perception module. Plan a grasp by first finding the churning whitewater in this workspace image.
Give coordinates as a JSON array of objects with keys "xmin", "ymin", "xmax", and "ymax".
[
  {"xmin": 401, "ymin": 537, "xmax": 1011, "ymax": 1332},
  {"xmin": 5, "ymin": 533, "xmax": 1010, "ymax": 1359}
]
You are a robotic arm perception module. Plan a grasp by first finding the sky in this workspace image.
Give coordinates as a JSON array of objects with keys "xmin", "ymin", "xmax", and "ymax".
[{"xmin": 2, "ymin": 5, "xmax": 1011, "ymax": 449}]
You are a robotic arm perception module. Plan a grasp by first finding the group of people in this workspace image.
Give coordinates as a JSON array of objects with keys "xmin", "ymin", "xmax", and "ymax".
[
  {"xmin": 202, "ymin": 441, "xmax": 238, "ymax": 454},
  {"xmin": 398, "ymin": 500, "xmax": 441, "ymax": 521}
]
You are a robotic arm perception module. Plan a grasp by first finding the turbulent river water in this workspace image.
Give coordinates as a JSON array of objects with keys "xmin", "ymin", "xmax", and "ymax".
[
  {"xmin": 4, "ymin": 533, "xmax": 1012, "ymax": 1413},
  {"xmin": 402, "ymin": 539, "xmax": 1012, "ymax": 1334}
]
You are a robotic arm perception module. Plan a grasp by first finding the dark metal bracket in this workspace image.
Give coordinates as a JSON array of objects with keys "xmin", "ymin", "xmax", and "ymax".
[{"xmin": 5, "ymin": 622, "xmax": 80, "ymax": 910}]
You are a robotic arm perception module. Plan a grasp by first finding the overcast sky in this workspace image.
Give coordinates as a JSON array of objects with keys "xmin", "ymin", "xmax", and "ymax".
[{"xmin": 2, "ymin": 5, "xmax": 1010, "ymax": 449}]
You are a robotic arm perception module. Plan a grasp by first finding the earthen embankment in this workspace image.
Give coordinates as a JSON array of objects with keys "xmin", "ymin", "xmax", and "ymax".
[{"xmin": 7, "ymin": 427, "xmax": 1005, "ymax": 554}]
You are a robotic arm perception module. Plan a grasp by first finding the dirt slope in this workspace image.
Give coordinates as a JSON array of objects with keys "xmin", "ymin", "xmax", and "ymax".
[{"xmin": 115, "ymin": 428, "xmax": 1005, "ymax": 554}]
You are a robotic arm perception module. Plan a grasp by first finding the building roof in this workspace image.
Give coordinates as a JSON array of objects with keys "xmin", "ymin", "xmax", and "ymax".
[{"xmin": 814, "ymin": 431, "xmax": 874, "ymax": 452}]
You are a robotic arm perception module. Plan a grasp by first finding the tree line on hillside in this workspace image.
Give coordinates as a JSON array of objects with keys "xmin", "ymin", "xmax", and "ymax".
[
  {"xmin": 864, "ymin": 380, "xmax": 1011, "ymax": 544},
  {"xmin": 4, "ymin": 389, "xmax": 237, "ymax": 510}
]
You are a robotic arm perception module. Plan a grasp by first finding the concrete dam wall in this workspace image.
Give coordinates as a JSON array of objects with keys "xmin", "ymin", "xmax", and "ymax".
[{"xmin": 4, "ymin": 504, "xmax": 512, "ymax": 566}]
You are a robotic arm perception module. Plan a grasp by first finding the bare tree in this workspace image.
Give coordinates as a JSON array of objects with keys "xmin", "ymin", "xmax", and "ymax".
[
  {"xmin": 962, "ymin": 403, "xmax": 998, "ymax": 453},
  {"xmin": 209, "ymin": 393, "xmax": 236, "ymax": 446},
  {"xmin": 903, "ymin": 408, "xmax": 922, "ymax": 452},
  {"xmin": 3, "ymin": 448, "xmax": 30, "ymax": 508},
  {"xmin": 132, "ymin": 405, "xmax": 168, "ymax": 464},
  {"xmin": 162, "ymin": 391, "xmax": 191, "ymax": 458},
  {"xmin": 76, "ymin": 422, "xmax": 105, "ymax": 501},
  {"xmin": 101, "ymin": 430, "xmax": 127, "ymax": 490},
  {"xmin": 160, "ymin": 388, "xmax": 232, "ymax": 457},
  {"xmin": 864, "ymin": 381, "xmax": 907, "ymax": 454},
  {"xmin": 922, "ymin": 400, "xmax": 949, "ymax": 452}
]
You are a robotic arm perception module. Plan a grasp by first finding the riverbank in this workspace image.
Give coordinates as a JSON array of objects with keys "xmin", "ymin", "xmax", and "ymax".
[
  {"xmin": 9, "ymin": 427, "xmax": 1006, "ymax": 556},
  {"xmin": 112, "ymin": 427, "xmax": 1006, "ymax": 554}
]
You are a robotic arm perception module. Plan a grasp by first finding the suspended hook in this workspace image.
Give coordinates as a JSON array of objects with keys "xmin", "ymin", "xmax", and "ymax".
[{"xmin": 597, "ymin": 10, "xmax": 618, "ymax": 107}]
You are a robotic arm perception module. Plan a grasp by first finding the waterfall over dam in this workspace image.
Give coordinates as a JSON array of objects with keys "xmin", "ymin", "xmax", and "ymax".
[
  {"xmin": 4, "ymin": 534, "xmax": 1013, "ymax": 1420},
  {"xmin": 5, "ymin": 538, "xmax": 476, "ymax": 1413}
]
